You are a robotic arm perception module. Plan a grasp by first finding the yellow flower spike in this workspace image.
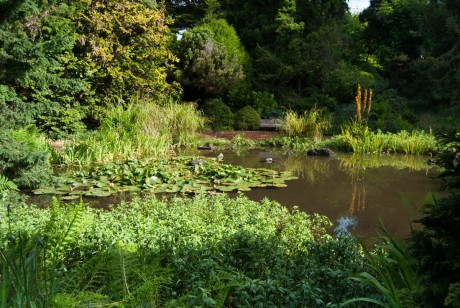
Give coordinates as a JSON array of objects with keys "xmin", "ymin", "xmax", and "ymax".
[
  {"xmin": 355, "ymin": 83, "xmax": 362, "ymax": 123},
  {"xmin": 368, "ymin": 89, "xmax": 373, "ymax": 113},
  {"xmin": 363, "ymin": 89, "xmax": 368, "ymax": 115}
]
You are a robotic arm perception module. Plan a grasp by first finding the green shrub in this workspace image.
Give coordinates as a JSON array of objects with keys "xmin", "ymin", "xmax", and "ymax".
[
  {"xmin": 250, "ymin": 90, "xmax": 278, "ymax": 116},
  {"xmin": 202, "ymin": 98, "xmax": 234, "ymax": 131},
  {"xmin": 235, "ymin": 106, "xmax": 260, "ymax": 130},
  {"xmin": 36, "ymin": 104, "xmax": 87, "ymax": 139},
  {"xmin": 409, "ymin": 131, "xmax": 460, "ymax": 307},
  {"xmin": 344, "ymin": 226, "xmax": 418, "ymax": 307},
  {"xmin": 0, "ymin": 126, "xmax": 55, "ymax": 189}
]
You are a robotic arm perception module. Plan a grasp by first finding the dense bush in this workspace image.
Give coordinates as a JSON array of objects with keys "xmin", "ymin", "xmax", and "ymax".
[
  {"xmin": 174, "ymin": 18, "xmax": 248, "ymax": 100},
  {"xmin": 0, "ymin": 194, "xmax": 370, "ymax": 306},
  {"xmin": 409, "ymin": 131, "xmax": 460, "ymax": 307},
  {"xmin": 234, "ymin": 105, "xmax": 260, "ymax": 130},
  {"xmin": 202, "ymin": 98, "xmax": 234, "ymax": 131},
  {"xmin": 0, "ymin": 126, "xmax": 55, "ymax": 189}
]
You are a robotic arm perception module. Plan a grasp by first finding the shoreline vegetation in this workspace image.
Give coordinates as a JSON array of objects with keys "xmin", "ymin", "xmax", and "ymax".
[{"xmin": 1, "ymin": 0, "xmax": 459, "ymax": 305}]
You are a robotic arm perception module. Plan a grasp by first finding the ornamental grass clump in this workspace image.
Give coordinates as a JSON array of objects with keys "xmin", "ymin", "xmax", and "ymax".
[
  {"xmin": 282, "ymin": 106, "xmax": 331, "ymax": 140},
  {"xmin": 55, "ymin": 98, "xmax": 205, "ymax": 165}
]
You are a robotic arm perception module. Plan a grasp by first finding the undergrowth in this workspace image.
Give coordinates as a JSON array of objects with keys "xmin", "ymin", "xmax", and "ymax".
[{"xmin": 1, "ymin": 193, "xmax": 372, "ymax": 306}]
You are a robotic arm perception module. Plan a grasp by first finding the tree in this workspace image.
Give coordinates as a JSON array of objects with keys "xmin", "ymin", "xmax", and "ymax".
[
  {"xmin": 73, "ymin": 0, "xmax": 179, "ymax": 104},
  {"xmin": 0, "ymin": 0, "xmax": 90, "ymax": 130},
  {"xmin": 174, "ymin": 18, "xmax": 247, "ymax": 100},
  {"xmin": 410, "ymin": 0, "xmax": 460, "ymax": 108}
]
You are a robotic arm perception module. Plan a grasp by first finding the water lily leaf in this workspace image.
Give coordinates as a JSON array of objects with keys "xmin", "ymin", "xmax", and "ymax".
[
  {"xmin": 56, "ymin": 186, "xmax": 72, "ymax": 192},
  {"xmin": 166, "ymin": 185, "xmax": 182, "ymax": 193},
  {"xmin": 128, "ymin": 186, "xmax": 142, "ymax": 192},
  {"xmin": 85, "ymin": 190, "xmax": 114, "ymax": 197},
  {"xmin": 33, "ymin": 188, "xmax": 62, "ymax": 195},
  {"xmin": 215, "ymin": 186, "xmax": 236, "ymax": 192},
  {"xmin": 62, "ymin": 195, "xmax": 81, "ymax": 200},
  {"xmin": 238, "ymin": 186, "xmax": 252, "ymax": 191}
]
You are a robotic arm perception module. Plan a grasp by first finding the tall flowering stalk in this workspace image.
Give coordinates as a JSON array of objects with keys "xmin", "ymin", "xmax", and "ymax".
[
  {"xmin": 355, "ymin": 83, "xmax": 373, "ymax": 123},
  {"xmin": 355, "ymin": 84, "xmax": 362, "ymax": 122}
]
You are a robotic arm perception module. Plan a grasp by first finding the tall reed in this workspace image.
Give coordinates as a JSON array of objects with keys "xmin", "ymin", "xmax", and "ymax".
[
  {"xmin": 55, "ymin": 98, "xmax": 205, "ymax": 165},
  {"xmin": 281, "ymin": 106, "xmax": 331, "ymax": 140}
]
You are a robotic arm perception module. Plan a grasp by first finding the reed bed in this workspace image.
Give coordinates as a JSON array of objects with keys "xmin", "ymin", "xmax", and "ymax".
[{"xmin": 54, "ymin": 98, "xmax": 205, "ymax": 165}]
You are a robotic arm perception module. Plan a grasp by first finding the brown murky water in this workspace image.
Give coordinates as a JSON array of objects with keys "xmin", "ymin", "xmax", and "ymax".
[{"xmin": 202, "ymin": 150, "xmax": 442, "ymax": 242}]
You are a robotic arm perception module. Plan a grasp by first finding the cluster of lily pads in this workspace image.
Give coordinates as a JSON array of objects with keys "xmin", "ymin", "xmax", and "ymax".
[{"xmin": 33, "ymin": 157, "xmax": 297, "ymax": 199}]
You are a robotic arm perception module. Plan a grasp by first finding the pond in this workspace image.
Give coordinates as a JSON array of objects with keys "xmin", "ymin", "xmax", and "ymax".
[
  {"xmin": 200, "ymin": 149, "xmax": 442, "ymax": 243},
  {"xmin": 29, "ymin": 149, "xmax": 442, "ymax": 243}
]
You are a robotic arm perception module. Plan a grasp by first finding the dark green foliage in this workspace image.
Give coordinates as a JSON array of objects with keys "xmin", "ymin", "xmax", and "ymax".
[
  {"xmin": 227, "ymin": 87, "xmax": 278, "ymax": 117},
  {"xmin": 36, "ymin": 104, "xmax": 87, "ymax": 139},
  {"xmin": 435, "ymin": 131, "xmax": 460, "ymax": 190},
  {"xmin": 235, "ymin": 106, "xmax": 261, "ymax": 130},
  {"xmin": 174, "ymin": 19, "xmax": 246, "ymax": 100},
  {"xmin": 202, "ymin": 98, "xmax": 234, "ymax": 131},
  {"xmin": 166, "ymin": 0, "xmax": 207, "ymax": 30},
  {"xmin": 0, "ymin": 127, "xmax": 55, "ymax": 189},
  {"xmin": 368, "ymin": 89, "xmax": 416, "ymax": 133},
  {"xmin": 0, "ymin": 0, "xmax": 93, "ymax": 132},
  {"xmin": 409, "ymin": 131, "xmax": 460, "ymax": 307}
]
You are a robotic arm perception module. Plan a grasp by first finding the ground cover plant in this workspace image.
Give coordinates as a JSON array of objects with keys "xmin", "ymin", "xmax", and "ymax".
[{"xmin": 1, "ymin": 192, "xmax": 372, "ymax": 306}]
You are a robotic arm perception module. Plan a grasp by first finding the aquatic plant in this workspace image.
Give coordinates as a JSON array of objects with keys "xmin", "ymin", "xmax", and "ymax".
[
  {"xmin": 33, "ymin": 157, "xmax": 297, "ymax": 198},
  {"xmin": 341, "ymin": 126, "xmax": 437, "ymax": 155},
  {"xmin": 54, "ymin": 98, "xmax": 205, "ymax": 165}
]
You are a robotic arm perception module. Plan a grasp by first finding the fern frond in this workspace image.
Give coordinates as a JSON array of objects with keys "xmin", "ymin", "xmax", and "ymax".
[{"xmin": 0, "ymin": 175, "xmax": 17, "ymax": 195}]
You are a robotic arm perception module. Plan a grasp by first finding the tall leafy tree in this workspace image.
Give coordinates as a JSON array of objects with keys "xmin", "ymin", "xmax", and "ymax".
[
  {"xmin": 359, "ymin": 0, "xmax": 428, "ymax": 96},
  {"xmin": 166, "ymin": 0, "xmax": 207, "ymax": 31},
  {"xmin": 410, "ymin": 0, "xmax": 460, "ymax": 108}
]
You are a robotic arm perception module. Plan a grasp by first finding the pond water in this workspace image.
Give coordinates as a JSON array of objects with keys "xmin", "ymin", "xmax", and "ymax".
[
  {"xmin": 200, "ymin": 149, "xmax": 442, "ymax": 243},
  {"xmin": 29, "ymin": 149, "xmax": 442, "ymax": 243}
]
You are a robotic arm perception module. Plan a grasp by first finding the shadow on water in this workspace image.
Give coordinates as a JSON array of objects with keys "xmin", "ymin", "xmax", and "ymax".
[{"xmin": 28, "ymin": 149, "xmax": 442, "ymax": 242}]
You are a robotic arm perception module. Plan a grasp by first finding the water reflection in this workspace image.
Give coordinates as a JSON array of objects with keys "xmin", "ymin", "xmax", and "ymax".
[
  {"xmin": 282, "ymin": 155, "xmax": 331, "ymax": 184},
  {"xmin": 334, "ymin": 216, "xmax": 358, "ymax": 236},
  {"xmin": 210, "ymin": 150, "xmax": 441, "ymax": 241}
]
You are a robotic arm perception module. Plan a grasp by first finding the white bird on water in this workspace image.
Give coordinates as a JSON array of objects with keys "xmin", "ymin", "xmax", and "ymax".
[{"xmin": 217, "ymin": 153, "xmax": 224, "ymax": 160}]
